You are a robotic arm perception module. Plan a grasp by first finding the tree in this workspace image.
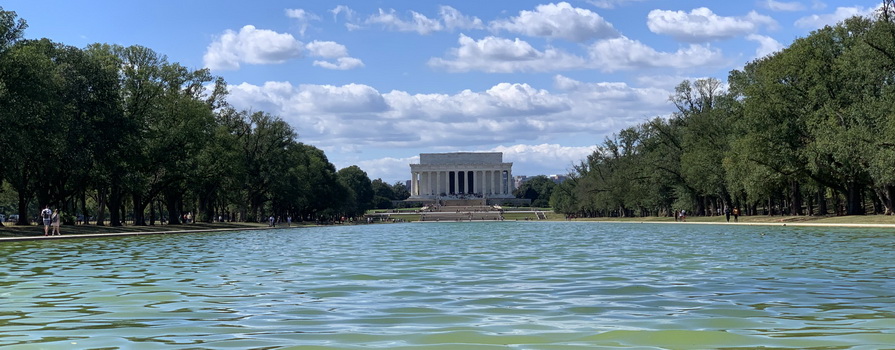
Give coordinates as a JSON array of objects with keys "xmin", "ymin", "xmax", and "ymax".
[
  {"xmin": 392, "ymin": 181, "xmax": 410, "ymax": 200},
  {"xmin": 371, "ymin": 178, "xmax": 396, "ymax": 209},
  {"xmin": 0, "ymin": 6, "xmax": 26, "ymax": 52},
  {"xmin": 514, "ymin": 175, "xmax": 556, "ymax": 207},
  {"xmin": 337, "ymin": 165, "xmax": 374, "ymax": 217},
  {"xmin": 0, "ymin": 39, "xmax": 68, "ymax": 225}
]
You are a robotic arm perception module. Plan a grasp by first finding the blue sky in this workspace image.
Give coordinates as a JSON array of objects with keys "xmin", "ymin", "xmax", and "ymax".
[{"xmin": 5, "ymin": 0, "xmax": 881, "ymax": 183}]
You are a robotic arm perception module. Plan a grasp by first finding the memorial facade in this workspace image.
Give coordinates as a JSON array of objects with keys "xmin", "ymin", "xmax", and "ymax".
[{"xmin": 409, "ymin": 152, "xmax": 514, "ymax": 199}]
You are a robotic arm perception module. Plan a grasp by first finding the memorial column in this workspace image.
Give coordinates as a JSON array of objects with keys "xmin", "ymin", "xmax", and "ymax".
[
  {"xmin": 500, "ymin": 169, "xmax": 506, "ymax": 195},
  {"xmin": 428, "ymin": 171, "xmax": 434, "ymax": 195},
  {"xmin": 507, "ymin": 168, "xmax": 513, "ymax": 194},
  {"xmin": 420, "ymin": 172, "xmax": 426, "ymax": 196},
  {"xmin": 472, "ymin": 170, "xmax": 479, "ymax": 194}
]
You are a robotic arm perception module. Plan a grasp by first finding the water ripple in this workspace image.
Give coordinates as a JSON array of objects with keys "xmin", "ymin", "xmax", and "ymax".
[{"xmin": 1, "ymin": 222, "xmax": 895, "ymax": 348}]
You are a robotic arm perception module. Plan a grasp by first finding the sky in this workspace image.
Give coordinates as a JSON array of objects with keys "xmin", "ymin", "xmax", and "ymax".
[{"xmin": 4, "ymin": 0, "xmax": 883, "ymax": 183}]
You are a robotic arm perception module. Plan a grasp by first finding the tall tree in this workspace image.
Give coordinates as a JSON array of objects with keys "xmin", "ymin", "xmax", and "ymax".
[
  {"xmin": 337, "ymin": 165, "xmax": 374, "ymax": 218},
  {"xmin": 514, "ymin": 175, "xmax": 556, "ymax": 207}
]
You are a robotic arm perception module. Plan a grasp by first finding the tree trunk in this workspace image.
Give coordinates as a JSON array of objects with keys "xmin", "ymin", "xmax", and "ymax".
[
  {"xmin": 846, "ymin": 181, "xmax": 864, "ymax": 215},
  {"xmin": 96, "ymin": 187, "xmax": 107, "ymax": 226},
  {"xmin": 80, "ymin": 191, "xmax": 88, "ymax": 225},
  {"xmin": 108, "ymin": 185, "xmax": 123, "ymax": 226},
  {"xmin": 166, "ymin": 191, "xmax": 182, "ymax": 224},
  {"xmin": 884, "ymin": 185, "xmax": 895, "ymax": 215},
  {"xmin": 790, "ymin": 180, "xmax": 803, "ymax": 215},
  {"xmin": 199, "ymin": 189, "xmax": 216, "ymax": 223},
  {"xmin": 16, "ymin": 192, "xmax": 31, "ymax": 226},
  {"xmin": 817, "ymin": 186, "xmax": 828, "ymax": 215},
  {"xmin": 805, "ymin": 190, "xmax": 814, "ymax": 216},
  {"xmin": 872, "ymin": 189, "xmax": 884, "ymax": 214},
  {"xmin": 132, "ymin": 193, "xmax": 148, "ymax": 226}
]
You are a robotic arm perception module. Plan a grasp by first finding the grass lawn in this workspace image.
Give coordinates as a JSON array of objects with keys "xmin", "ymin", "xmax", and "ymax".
[
  {"xmin": 8, "ymin": 211, "xmax": 893, "ymax": 238},
  {"xmin": 572, "ymin": 214, "xmax": 895, "ymax": 225},
  {"xmin": 0, "ymin": 222, "xmax": 274, "ymax": 238}
]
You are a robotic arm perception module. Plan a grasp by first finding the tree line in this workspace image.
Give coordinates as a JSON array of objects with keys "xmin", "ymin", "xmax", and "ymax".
[
  {"xmin": 0, "ymin": 8, "xmax": 408, "ymax": 226},
  {"xmin": 550, "ymin": 3, "xmax": 895, "ymax": 218}
]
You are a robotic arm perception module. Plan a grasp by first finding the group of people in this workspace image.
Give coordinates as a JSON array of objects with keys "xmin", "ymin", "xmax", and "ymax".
[
  {"xmin": 267, "ymin": 215, "xmax": 292, "ymax": 227},
  {"xmin": 40, "ymin": 206, "xmax": 61, "ymax": 236},
  {"xmin": 673, "ymin": 207, "xmax": 741, "ymax": 222}
]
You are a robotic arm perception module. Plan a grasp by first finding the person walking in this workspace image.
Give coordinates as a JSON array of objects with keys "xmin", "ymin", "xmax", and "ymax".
[
  {"xmin": 51, "ymin": 209, "xmax": 61, "ymax": 235},
  {"xmin": 725, "ymin": 207, "xmax": 731, "ymax": 222},
  {"xmin": 40, "ymin": 206, "xmax": 52, "ymax": 236},
  {"xmin": 733, "ymin": 207, "xmax": 740, "ymax": 222}
]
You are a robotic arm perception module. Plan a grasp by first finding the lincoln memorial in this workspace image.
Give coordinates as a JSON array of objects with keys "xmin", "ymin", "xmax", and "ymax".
[{"xmin": 409, "ymin": 152, "xmax": 514, "ymax": 199}]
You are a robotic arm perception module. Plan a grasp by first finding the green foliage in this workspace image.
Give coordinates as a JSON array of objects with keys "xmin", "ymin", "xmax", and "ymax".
[
  {"xmin": 558, "ymin": 8, "xmax": 895, "ymax": 217},
  {"xmin": 337, "ymin": 165, "xmax": 374, "ymax": 217},
  {"xmin": 0, "ymin": 6, "xmax": 26, "ymax": 52},
  {"xmin": 0, "ymin": 11, "xmax": 375, "ymax": 225},
  {"xmin": 514, "ymin": 175, "xmax": 556, "ymax": 207}
]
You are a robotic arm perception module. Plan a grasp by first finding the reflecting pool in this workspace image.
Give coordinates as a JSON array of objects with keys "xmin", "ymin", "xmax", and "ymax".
[{"xmin": 2, "ymin": 222, "xmax": 895, "ymax": 349}]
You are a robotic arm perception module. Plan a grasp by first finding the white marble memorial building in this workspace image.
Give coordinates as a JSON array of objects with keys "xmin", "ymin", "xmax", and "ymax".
[{"xmin": 409, "ymin": 152, "xmax": 514, "ymax": 199}]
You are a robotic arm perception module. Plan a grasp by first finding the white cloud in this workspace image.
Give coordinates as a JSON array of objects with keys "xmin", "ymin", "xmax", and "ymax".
[
  {"xmin": 493, "ymin": 144, "xmax": 596, "ymax": 175},
  {"xmin": 305, "ymin": 41, "xmax": 348, "ymax": 59},
  {"xmin": 586, "ymin": 0, "xmax": 648, "ymax": 9},
  {"xmin": 439, "ymin": 6, "xmax": 485, "ymax": 30},
  {"xmin": 331, "ymin": 5, "xmax": 357, "ymax": 22},
  {"xmin": 356, "ymin": 144, "xmax": 596, "ymax": 182},
  {"xmin": 764, "ymin": 0, "xmax": 806, "ymax": 12},
  {"xmin": 313, "ymin": 57, "xmax": 365, "ymax": 70},
  {"xmin": 795, "ymin": 5, "xmax": 877, "ymax": 28},
  {"xmin": 428, "ymin": 34, "xmax": 587, "ymax": 73},
  {"xmin": 490, "ymin": 2, "xmax": 619, "ymax": 42},
  {"xmin": 203, "ymin": 25, "xmax": 303, "ymax": 70},
  {"xmin": 226, "ymin": 76, "xmax": 670, "ymax": 155},
  {"xmin": 647, "ymin": 7, "xmax": 777, "ymax": 42},
  {"xmin": 305, "ymin": 41, "xmax": 364, "ymax": 70},
  {"xmin": 746, "ymin": 34, "xmax": 784, "ymax": 59},
  {"xmin": 341, "ymin": 5, "xmax": 483, "ymax": 34},
  {"xmin": 285, "ymin": 8, "xmax": 321, "ymax": 36},
  {"xmin": 430, "ymin": 33, "xmax": 727, "ymax": 73},
  {"xmin": 227, "ymin": 82, "xmax": 388, "ymax": 119},
  {"xmin": 355, "ymin": 156, "xmax": 420, "ymax": 182},
  {"xmin": 225, "ymin": 76, "xmax": 679, "ymax": 181},
  {"xmin": 587, "ymin": 36, "xmax": 726, "ymax": 71},
  {"xmin": 366, "ymin": 8, "xmax": 443, "ymax": 34}
]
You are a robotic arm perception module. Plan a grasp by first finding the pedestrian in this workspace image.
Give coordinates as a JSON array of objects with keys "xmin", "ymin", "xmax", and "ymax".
[
  {"xmin": 51, "ymin": 209, "xmax": 61, "ymax": 235},
  {"xmin": 725, "ymin": 207, "xmax": 731, "ymax": 222},
  {"xmin": 40, "ymin": 205, "xmax": 52, "ymax": 236},
  {"xmin": 268, "ymin": 215, "xmax": 275, "ymax": 227},
  {"xmin": 287, "ymin": 216, "xmax": 292, "ymax": 227},
  {"xmin": 733, "ymin": 207, "xmax": 740, "ymax": 222}
]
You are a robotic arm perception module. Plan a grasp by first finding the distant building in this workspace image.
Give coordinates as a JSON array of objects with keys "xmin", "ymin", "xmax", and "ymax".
[
  {"xmin": 548, "ymin": 174, "xmax": 567, "ymax": 183},
  {"xmin": 409, "ymin": 152, "xmax": 514, "ymax": 199}
]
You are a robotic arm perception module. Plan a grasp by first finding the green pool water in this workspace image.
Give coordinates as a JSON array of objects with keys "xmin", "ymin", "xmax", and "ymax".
[{"xmin": 2, "ymin": 222, "xmax": 894, "ymax": 349}]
